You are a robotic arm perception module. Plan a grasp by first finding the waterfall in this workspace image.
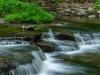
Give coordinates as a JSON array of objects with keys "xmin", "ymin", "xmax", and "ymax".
[
  {"xmin": 9, "ymin": 52, "xmax": 45, "ymax": 75},
  {"xmin": 42, "ymin": 29, "xmax": 77, "ymax": 52},
  {"xmin": 38, "ymin": 53, "xmax": 87, "ymax": 75},
  {"xmin": 9, "ymin": 59, "xmax": 42, "ymax": 75},
  {"xmin": 74, "ymin": 32, "xmax": 100, "ymax": 45},
  {"xmin": 8, "ymin": 47, "xmax": 46, "ymax": 75},
  {"xmin": 0, "ymin": 39, "xmax": 46, "ymax": 75},
  {"xmin": 0, "ymin": 30, "xmax": 100, "ymax": 75},
  {"xmin": 65, "ymin": 32, "xmax": 100, "ymax": 55},
  {"xmin": 42, "ymin": 29, "xmax": 100, "ymax": 55},
  {"xmin": 0, "ymin": 39, "xmax": 28, "ymax": 46}
]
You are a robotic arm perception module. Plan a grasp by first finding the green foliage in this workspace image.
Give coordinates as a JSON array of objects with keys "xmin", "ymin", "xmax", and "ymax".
[
  {"xmin": 0, "ymin": 0, "xmax": 54, "ymax": 23},
  {"xmin": 6, "ymin": 12, "xmax": 54, "ymax": 23},
  {"xmin": 95, "ymin": 0, "xmax": 100, "ymax": 11}
]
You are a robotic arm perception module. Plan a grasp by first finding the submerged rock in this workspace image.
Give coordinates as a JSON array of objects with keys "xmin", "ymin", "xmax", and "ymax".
[{"xmin": 60, "ymin": 52, "xmax": 100, "ymax": 68}]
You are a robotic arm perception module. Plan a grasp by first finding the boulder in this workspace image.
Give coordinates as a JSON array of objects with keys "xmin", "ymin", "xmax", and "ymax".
[
  {"xmin": 56, "ymin": 33, "xmax": 76, "ymax": 41},
  {"xmin": 32, "ymin": 33, "xmax": 43, "ymax": 42},
  {"xmin": 24, "ymin": 26, "xmax": 34, "ymax": 31},
  {"xmin": 23, "ymin": 37, "xmax": 32, "ymax": 41},
  {"xmin": 35, "ymin": 41, "xmax": 54, "ymax": 52}
]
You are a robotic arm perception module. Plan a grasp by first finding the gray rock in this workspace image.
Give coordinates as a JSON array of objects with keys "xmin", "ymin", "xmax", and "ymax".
[
  {"xmin": 25, "ymin": 26, "xmax": 34, "ymax": 31},
  {"xmin": 88, "ymin": 15, "xmax": 96, "ymax": 18},
  {"xmin": 88, "ymin": 7, "xmax": 94, "ymax": 12},
  {"xmin": 77, "ymin": 9, "xmax": 87, "ymax": 16},
  {"xmin": 0, "ymin": 19, "xmax": 6, "ymax": 24}
]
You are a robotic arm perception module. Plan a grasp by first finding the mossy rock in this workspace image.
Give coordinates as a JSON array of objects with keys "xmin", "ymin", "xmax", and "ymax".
[{"xmin": 35, "ymin": 41, "xmax": 55, "ymax": 52}]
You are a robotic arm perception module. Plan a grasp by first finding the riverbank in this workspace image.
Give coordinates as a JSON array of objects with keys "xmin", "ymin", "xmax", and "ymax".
[{"xmin": 0, "ymin": 21, "xmax": 100, "ymax": 37}]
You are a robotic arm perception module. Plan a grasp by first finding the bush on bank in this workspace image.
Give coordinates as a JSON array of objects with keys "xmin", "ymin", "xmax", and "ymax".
[{"xmin": 0, "ymin": 0, "xmax": 55, "ymax": 23}]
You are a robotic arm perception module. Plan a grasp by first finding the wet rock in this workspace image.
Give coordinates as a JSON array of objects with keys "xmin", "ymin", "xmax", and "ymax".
[
  {"xmin": 60, "ymin": 53, "xmax": 100, "ymax": 68},
  {"xmin": 23, "ymin": 37, "xmax": 32, "ymax": 41},
  {"xmin": 35, "ymin": 41, "xmax": 54, "ymax": 52},
  {"xmin": 0, "ymin": 45, "xmax": 39, "ymax": 73},
  {"xmin": 56, "ymin": 33, "xmax": 76, "ymax": 41},
  {"xmin": 25, "ymin": 26, "xmax": 34, "ymax": 31},
  {"xmin": 0, "ymin": 56, "xmax": 16, "ymax": 74},
  {"xmin": 32, "ymin": 33, "xmax": 43, "ymax": 42}
]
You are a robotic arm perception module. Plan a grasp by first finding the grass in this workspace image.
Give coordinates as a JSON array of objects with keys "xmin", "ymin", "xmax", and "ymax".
[{"xmin": 0, "ymin": 0, "xmax": 55, "ymax": 24}]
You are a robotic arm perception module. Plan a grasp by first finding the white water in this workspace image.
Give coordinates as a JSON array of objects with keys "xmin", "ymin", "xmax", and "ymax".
[
  {"xmin": 43, "ymin": 30, "xmax": 100, "ymax": 54},
  {"xmin": 0, "ymin": 40, "xmax": 46, "ymax": 75},
  {"xmin": 65, "ymin": 32, "xmax": 100, "ymax": 55},
  {"xmin": 74, "ymin": 32, "xmax": 100, "ymax": 45},
  {"xmin": 9, "ymin": 48, "xmax": 46, "ymax": 75},
  {"xmin": 42, "ymin": 29, "xmax": 77, "ymax": 52},
  {"xmin": 0, "ymin": 40, "xmax": 28, "ymax": 46},
  {"xmin": 38, "ymin": 53, "xmax": 87, "ymax": 75},
  {"xmin": 37, "ymin": 30, "xmax": 100, "ymax": 75},
  {"xmin": 1, "ymin": 30, "xmax": 100, "ymax": 75}
]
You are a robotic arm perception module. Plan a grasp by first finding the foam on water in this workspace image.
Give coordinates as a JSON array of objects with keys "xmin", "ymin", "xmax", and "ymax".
[{"xmin": 38, "ymin": 53, "xmax": 87, "ymax": 75}]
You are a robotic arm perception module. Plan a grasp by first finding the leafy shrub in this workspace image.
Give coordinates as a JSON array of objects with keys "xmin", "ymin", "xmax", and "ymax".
[
  {"xmin": 95, "ymin": 0, "xmax": 100, "ymax": 11},
  {"xmin": 0, "ymin": 0, "xmax": 55, "ymax": 23},
  {"xmin": 5, "ymin": 12, "xmax": 54, "ymax": 23}
]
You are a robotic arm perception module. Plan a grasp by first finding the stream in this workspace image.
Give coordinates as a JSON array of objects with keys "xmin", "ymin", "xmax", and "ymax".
[
  {"xmin": 0, "ymin": 24, "xmax": 100, "ymax": 75},
  {"xmin": 38, "ymin": 29, "xmax": 100, "ymax": 75}
]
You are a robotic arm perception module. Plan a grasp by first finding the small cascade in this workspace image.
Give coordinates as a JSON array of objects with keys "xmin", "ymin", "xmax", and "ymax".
[
  {"xmin": 9, "ymin": 59, "xmax": 43, "ymax": 75},
  {"xmin": 42, "ymin": 29, "xmax": 77, "ymax": 52},
  {"xmin": 75, "ymin": 32, "xmax": 100, "ymax": 45},
  {"xmin": 65, "ymin": 32, "xmax": 100, "ymax": 55},
  {"xmin": 43, "ymin": 29, "xmax": 55, "ymax": 41},
  {"xmin": 8, "ymin": 46, "xmax": 46, "ymax": 75},
  {"xmin": 9, "ymin": 51, "xmax": 45, "ymax": 75},
  {"xmin": 0, "ymin": 39, "xmax": 28, "ymax": 46},
  {"xmin": 0, "ymin": 39, "xmax": 46, "ymax": 75},
  {"xmin": 38, "ymin": 53, "xmax": 87, "ymax": 75}
]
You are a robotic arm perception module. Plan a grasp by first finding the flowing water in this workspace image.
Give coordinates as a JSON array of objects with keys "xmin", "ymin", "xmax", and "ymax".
[
  {"xmin": 0, "ymin": 40, "xmax": 46, "ymax": 75},
  {"xmin": 0, "ymin": 29, "xmax": 100, "ymax": 75},
  {"xmin": 40, "ymin": 29, "xmax": 100, "ymax": 75}
]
